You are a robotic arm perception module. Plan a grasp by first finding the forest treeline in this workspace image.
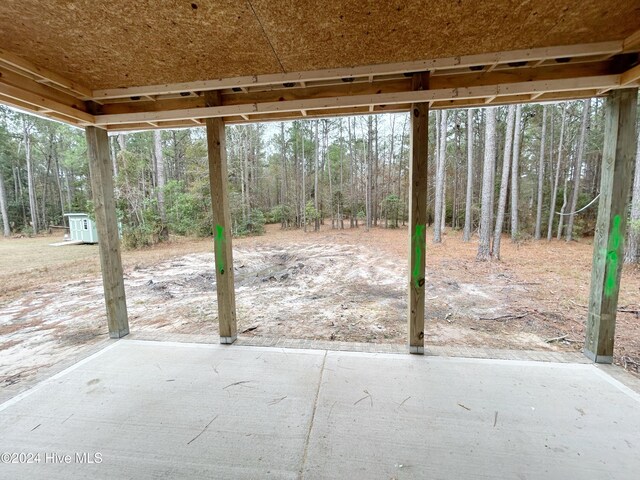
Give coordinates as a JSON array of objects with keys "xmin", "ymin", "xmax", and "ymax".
[{"xmin": 0, "ymin": 101, "xmax": 639, "ymax": 262}]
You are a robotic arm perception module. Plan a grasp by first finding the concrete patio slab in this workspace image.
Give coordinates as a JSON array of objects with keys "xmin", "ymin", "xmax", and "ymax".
[
  {"xmin": 304, "ymin": 352, "xmax": 640, "ymax": 480},
  {"xmin": 0, "ymin": 339, "xmax": 639, "ymax": 479},
  {"xmin": 0, "ymin": 340, "xmax": 325, "ymax": 479}
]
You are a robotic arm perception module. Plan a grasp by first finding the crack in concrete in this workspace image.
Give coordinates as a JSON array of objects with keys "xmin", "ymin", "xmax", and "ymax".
[{"xmin": 298, "ymin": 350, "xmax": 327, "ymax": 479}]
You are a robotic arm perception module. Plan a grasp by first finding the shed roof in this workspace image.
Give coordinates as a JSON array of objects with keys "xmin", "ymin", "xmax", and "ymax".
[{"xmin": 0, "ymin": 1, "xmax": 639, "ymax": 130}]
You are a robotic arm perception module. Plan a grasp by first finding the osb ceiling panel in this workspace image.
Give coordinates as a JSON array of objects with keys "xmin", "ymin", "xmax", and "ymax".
[
  {"xmin": 0, "ymin": 0, "xmax": 283, "ymax": 90},
  {"xmin": 251, "ymin": 0, "xmax": 640, "ymax": 72},
  {"xmin": 0, "ymin": 0, "xmax": 638, "ymax": 90}
]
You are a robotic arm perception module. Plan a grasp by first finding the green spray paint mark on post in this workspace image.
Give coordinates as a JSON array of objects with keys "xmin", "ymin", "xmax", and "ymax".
[
  {"xmin": 214, "ymin": 224, "xmax": 225, "ymax": 275},
  {"xmin": 411, "ymin": 224, "xmax": 426, "ymax": 288},
  {"xmin": 604, "ymin": 215, "xmax": 622, "ymax": 297}
]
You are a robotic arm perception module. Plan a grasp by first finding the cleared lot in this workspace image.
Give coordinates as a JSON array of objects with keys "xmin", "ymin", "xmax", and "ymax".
[{"xmin": 1, "ymin": 225, "xmax": 639, "ymax": 391}]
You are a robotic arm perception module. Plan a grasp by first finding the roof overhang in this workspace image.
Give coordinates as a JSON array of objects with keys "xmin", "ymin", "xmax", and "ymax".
[{"xmin": 0, "ymin": 1, "xmax": 639, "ymax": 130}]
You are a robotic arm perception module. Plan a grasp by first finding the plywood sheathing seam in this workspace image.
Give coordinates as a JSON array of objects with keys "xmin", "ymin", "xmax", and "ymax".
[{"xmin": 0, "ymin": 0, "xmax": 638, "ymax": 91}]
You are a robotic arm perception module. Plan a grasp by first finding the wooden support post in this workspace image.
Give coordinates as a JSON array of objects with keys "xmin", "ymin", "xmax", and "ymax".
[
  {"xmin": 408, "ymin": 72, "xmax": 429, "ymax": 354},
  {"xmin": 205, "ymin": 92, "xmax": 237, "ymax": 344},
  {"xmin": 85, "ymin": 126, "xmax": 129, "ymax": 338},
  {"xmin": 584, "ymin": 88, "xmax": 638, "ymax": 363}
]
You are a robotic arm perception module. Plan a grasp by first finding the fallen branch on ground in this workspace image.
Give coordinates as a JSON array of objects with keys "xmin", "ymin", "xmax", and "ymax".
[
  {"xmin": 568, "ymin": 300, "xmax": 638, "ymax": 314},
  {"xmin": 569, "ymin": 300, "xmax": 587, "ymax": 309},
  {"xmin": 545, "ymin": 335, "xmax": 567, "ymax": 343},
  {"xmin": 621, "ymin": 356, "xmax": 640, "ymax": 372},
  {"xmin": 479, "ymin": 313, "xmax": 528, "ymax": 321}
]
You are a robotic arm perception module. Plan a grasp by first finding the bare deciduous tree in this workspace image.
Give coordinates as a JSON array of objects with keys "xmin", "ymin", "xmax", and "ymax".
[
  {"xmin": 154, "ymin": 130, "xmax": 166, "ymax": 223},
  {"xmin": 510, "ymin": 104, "xmax": 522, "ymax": 241},
  {"xmin": 492, "ymin": 105, "xmax": 516, "ymax": 260},
  {"xmin": 548, "ymin": 104, "xmax": 567, "ymax": 241},
  {"xmin": 434, "ymin": 110, "xmax": 447, "ymax": 243},
  {"xmin": 566, "ymin": 99, "xmax": 590, "ymax": 242},
  {"xmin": 0, "ymin": 168, "xmax": 9, "ymax": 236},
  {"xmin": 534, "ymin": 106, "xmax": 547, "ymax": 239},
  {"xmin": 463, "ymin": 109, "xmax": 474, "ymax": 242},
  {"xmin": 22, "ymin": 118, "xmax": 38, "ymax": 234},
  {"xmin": 625, "ymin": 130, "xmax": 640, "ymax": 264},
  {"xmin": 477, "ymin": 107, "xmax": 497, "ymax": 261}
]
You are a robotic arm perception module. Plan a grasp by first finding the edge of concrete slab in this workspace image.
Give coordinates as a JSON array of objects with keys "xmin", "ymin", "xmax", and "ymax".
[
  {"xmin": 0, "ymin": 336, "xmax": 116, "ymax": 404},
  {"xmin": 0, "ymin": 339, "xmax": 121, "ymax": 412},
  {"xmin": 4, "ymin": 335, "xmax": 639, "ymax": 413}
]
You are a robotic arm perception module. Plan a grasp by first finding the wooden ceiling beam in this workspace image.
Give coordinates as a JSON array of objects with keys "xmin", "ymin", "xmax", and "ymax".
[
  {"xmin": 101, "ymin": 87, "xmax": 606, "ymax": 132},
  {"xmin": 0, "ymin": 82, "xmax": 94, "ymax": 124},
  {"xmin": 620, "ymin": 63, "xmax": 640, "ymax": 86},
  {"xmin": 98, "ymin": 78, "xmax": 412, "ymax": 114},
  {"xmin": 0, "ymin": 66, "xmax": 86, "ymax": 108},
  {"xmin": 0, "ymin": 47, "xmax": 93, "ymax": 99},
  {"xmin": 90, "ymin": 41, "xmax": 623, "ymax": 100},
  {"xmin": 105, "ymin": 87, "xmax": 605, "ymax": 131},
  {"xmin": 622, "ymin": 29, "xmax": 640, "ymax": 52},
  {"xmin": 93, "ymin": 74, "xmax": 620, "ymax": 126},
  {"xmin": 1, "ymin": 39, "xmax": 635, "ymax": 130},
  {"xmin": 97, "ymin": 60, "xmax": 619, "ymax": 117},
  {"xmin": 0, "ymin": 94, "xmax": 87, "ymax": 126}
]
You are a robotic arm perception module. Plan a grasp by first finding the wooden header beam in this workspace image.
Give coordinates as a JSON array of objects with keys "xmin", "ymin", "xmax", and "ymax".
[
  {"xmin": 0, "ymin": 39, "xmax": 638, "ymax": 129},
  {"xmin": 93, "ymin": 75, "xmax": 623, "ymax": 126},
  {"xmin": 90, "ymin": 41, "xmax": 624, "ymax": 100}
]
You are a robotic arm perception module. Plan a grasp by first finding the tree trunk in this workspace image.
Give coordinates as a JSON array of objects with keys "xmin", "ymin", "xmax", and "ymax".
[
  {"xmin": 534, "ymin": 106, "xmax": 547, "ymax": 239},
  {"xmin": 244, "ymin": 129, "xmax": 251, "ymax": 221},
  {"xmin": 373, "ymin": 116, "xmax": 379, "ymax": 226},
  {"xmin": 365, "ymin": 116, "xmax": 373, "ymax": 231},
  {"xmin": 441, "ymin": 163, "xmax": 447, "ymax": 233},
  {"xmin": 492, "ymin": 105, "xmax": 516, "ymax": 260},
  {"xmin": 477, "ymin": 108, "xmax": 497, "ymax": 261},
  {"xmin": 301, "ymin": 126, "xmax": 307, "ymax": 232},
  {"xmin": 387, "ymin": 116, "xmax": 396, "ymax": 228},
  {"xmin": 463, "ymin": 109, "xmax": 474, "ymax": 241},
  {"xmin": 280, "ymin": 123, "xmax": 287, "ymax": 229},
  {"xmin": 547, "ymin": 104, "xmax": 567, "ymax": 240},
  {"xmin": 63, "ymin": 166, "xmax": 72, "ymax": 211},
  {"xmin": 348, "ymin": 118, "xmax": 357, "ymax": 227},
  {"xmin": 566, "ymin": 99, "xmax": 590, "ymax": 241},
  {"xmin": 116, "ymin": 134, "xmax": 125, "ymax": 180},
  {"xmin": 625, "ymin": 129, "xmax": 640, "ymax": 264},
  {"xmin": 314, "ymin": 120, "xmax": 320, "ymax": 231},
  {"xmin": 557, "ymin": 175, "xmax": 569, "ymax": 239},
  {"xmin": 23, "ymin": 119, "xmax": 38, "ymax": 234},
  {"xmin": 239, "ymin": 132, "xmax": 247, "ymax": 225},
  {"xmin": 510, "ymin": 104, "xmax": 522, "ymax": 241},
  {"xmin": 339, "ymin": 120, "xmax": 344, "ymax": 229},
  {"xmin": 154, "ymin": 130, "xmax": 166, "ymax": 222},
  {"xmin": 53, "ymin": 144, "xmax": 66, "ymax": 227},
  {"xmin": 0, "ymin": 169, "xmax": 9, "ymax": 236},
  {"xmin": 41, "ymin": 148, "xmax": 52, "ymax": 230},
  {"xmin": 433, "ymin": 110, "xmax": 447, "ymax": 242}
]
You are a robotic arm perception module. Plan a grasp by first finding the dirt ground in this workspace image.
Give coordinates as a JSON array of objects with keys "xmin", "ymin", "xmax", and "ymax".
[{"xmin": 1, "ymin": 224, "xmax": 639, "ymax": 390}]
